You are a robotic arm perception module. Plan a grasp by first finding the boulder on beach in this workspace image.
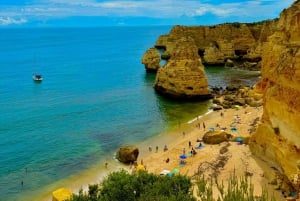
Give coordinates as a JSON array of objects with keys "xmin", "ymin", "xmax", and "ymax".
[
  {"xmin": 116, "ymin": 145, "xmax": 139, "ymax": 163},
  {"xmin": 203, "ymin": 131, "xmax": 233, "ymax": 144}
]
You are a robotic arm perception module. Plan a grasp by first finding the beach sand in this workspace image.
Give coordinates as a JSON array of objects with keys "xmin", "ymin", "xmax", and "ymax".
[
  {"xmin": 40, "ymin": 105, "xmax": 286, "ymax": 201},
  {"xmin": 136, "ymin": 106, "xmax": 285, "ymax": 201}
]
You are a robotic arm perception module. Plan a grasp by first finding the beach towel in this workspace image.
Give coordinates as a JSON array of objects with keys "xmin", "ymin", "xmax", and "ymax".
[{"xmin": 196, "ymin": 145, "xmax": 204, "ymax": 150}]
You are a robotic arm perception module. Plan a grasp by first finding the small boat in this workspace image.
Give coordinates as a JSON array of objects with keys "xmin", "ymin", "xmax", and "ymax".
[{"xmin": 32, "ymin": 74, "xmax": 43, "ymax": 82}]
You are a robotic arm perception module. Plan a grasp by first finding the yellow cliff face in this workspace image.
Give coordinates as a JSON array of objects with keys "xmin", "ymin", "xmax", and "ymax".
[
  {"xmin": 250, "ymin": 0, "xmax": 300, "ymax": 190},
  {"xmin": 153, "ymin": 22, "xmax": 277, "ymax": 66},
  {"xmin": 141, "ymin": 19, "xmax": 279, "ymax": 100},
  {"xmin": 154, "ymin": 36, "xmax": 212, "ymax": 99}
]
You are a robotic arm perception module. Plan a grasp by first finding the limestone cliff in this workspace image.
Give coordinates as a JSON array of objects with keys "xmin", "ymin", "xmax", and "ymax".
[
  {"xmin": 141, "ymin": 19, "xmax": 278, "ymax": 100},
  {"xmin": 154, "ymin": 36, "xmax": 212, "ymax": 99},
  {"xmin": 152, "ymin": 21, "xmax": 277, "ymax": 68},
  {"xmin": 250, "ymin": 0, "xmax": 300, "ymax": 192}
]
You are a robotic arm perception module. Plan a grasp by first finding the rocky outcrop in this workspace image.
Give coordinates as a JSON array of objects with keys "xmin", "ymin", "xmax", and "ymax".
[
  {"xmin": 212, "ymin": 85, "xmax": 263, "ymax": 109},
  {"xmin": 116, "ymin": 146, "xmax": 139, "ymax": 164},
  {"xmin": 249, "ymin": 0, "xmax": 300, "ymax": 193},
  {"xmin": 141, "ymin": 47, "xmax": 161, "ymax": 72},
  {"xmin": 141, "ymin": 20, "xmax": 277, "ymax": 100},
  {"xmin": 151, "ymin": 21, "xmax": 277, "ymax": 69},
  {"xmin": 203, "ymin": 130, "xmax": 233, "ymax": 144},
  {"xmin": 154, "ymin": 36, "xmax": 212, "ymax": 100}
]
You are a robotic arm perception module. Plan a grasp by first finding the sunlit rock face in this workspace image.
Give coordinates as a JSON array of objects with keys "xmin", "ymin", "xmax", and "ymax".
[
  {"xmin": 141, "ymin": 47, "xmax": 161, "ymax": 72},
  {"xmin": 154, "ymin": 36, "xmax": 212, "ymax": 100},
  {"xmin": 153, "ymin": 21, "xmax": 277, "ymax": 68},
  {"xmin": 142, "ymin": 19, "xmax": 279, "ymax": 100},
  {"xmin": 249, "ymin": 0, "xmax": 300, "ymax": 189}
]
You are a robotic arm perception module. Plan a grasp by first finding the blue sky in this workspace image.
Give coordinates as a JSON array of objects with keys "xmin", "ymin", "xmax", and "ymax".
[{"xmin": 0, "ymin": 0, "xmax": 296, "ymax": 27}]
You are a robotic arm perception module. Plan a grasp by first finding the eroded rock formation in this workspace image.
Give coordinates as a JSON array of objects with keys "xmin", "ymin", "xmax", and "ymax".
[
  {"xmin": 154, "ymin": 36, "xmax": 212, "ymax": 99},
  {"xmin": 249, "ymin": 0, "xmax": 300, "ymax": 193},
  {"xmin": 116, "ymin": 146, "xmax": 139, "ymax": 164},
  {"xmin": 152, "ymin": 21, "xmax": 277, "ymax": 69},
  {"xmin": 141, "ymin": 19, "xmax": 278, "ymax": 100},
  {"xmin": 141, "ymin": 47, "xmax": 161, "ymax": 72},
  {"xmin": 203, "ymin": 130, "xmax": 233, "ymax": 144},
  {"xmin": 212, "ymin": 85, "xmax": 263, "ymax": 109}
]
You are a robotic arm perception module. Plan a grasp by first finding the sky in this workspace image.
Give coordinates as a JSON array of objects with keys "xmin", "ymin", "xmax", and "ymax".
[{"xmin": 0, "ymin": 0, "xmax": 296, "ymax": 27}]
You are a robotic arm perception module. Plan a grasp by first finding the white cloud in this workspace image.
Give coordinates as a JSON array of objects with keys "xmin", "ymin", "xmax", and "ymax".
[
  {"xmin": 0, "ymin": 0, "xmax": 295, "ymax": 25},
  {"xmin": 0, "ymin": 17, "xmax": 27, "ymax": 26}
]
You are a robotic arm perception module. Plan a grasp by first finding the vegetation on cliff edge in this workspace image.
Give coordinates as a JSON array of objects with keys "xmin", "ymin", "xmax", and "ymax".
[{"xmin": 67, "ymin": 170, "xmax": 276, "ymax": 201}]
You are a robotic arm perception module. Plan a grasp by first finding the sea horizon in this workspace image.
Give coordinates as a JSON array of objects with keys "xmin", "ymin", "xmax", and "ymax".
[{"xmin": 0, "ymin": 26, "xmax": 260, "ymax": 201}]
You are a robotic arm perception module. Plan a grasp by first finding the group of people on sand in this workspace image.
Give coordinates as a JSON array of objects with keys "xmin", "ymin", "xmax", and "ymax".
[{"xmin": 148, "ymin": 145, "xmax": 168, "ymax": 153}]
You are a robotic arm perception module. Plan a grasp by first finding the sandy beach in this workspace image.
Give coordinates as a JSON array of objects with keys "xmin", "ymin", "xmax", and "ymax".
[
  {"xmin": 40, "ymin": 105, "xmax": 287, "ymax": 201},
  {"xmin": 135, "ymin": 105, "xmax": 285, "ymax": 201}
]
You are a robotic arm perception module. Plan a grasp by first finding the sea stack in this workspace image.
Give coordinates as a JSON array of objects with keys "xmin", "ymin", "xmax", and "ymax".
[
  {"xmin": 154, "ymin": 36, "xmax": 212, "ymax": 100},
  {"xmin": 141, "ymin": 47, "xmax": 161, "ymax": 72}
]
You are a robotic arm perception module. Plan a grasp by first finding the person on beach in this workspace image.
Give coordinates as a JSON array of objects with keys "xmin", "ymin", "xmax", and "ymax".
[
  {"xmin": 165, "ymin": 158, "xmax": 170, "ymax": 163},
  {"xmin": 156, "ymin": 146, "xmax": 158, "ymax": 153},
  {"xmin": 163, "ymin": 145, "xmax": 168, "ymax": 152},
  {"xmin": 191, "ymin": 147, "xmax": 196, "ymax": 156},
  {"xmin": 105, "ymin": 162, "xmax": 108, "ymax": 169},
  {"xmin": 198, "ymin": 142, "xmax": 202, "ymax": 148},
  {"xmin": 183, "ymin": 148, "xmax": 186, "ymax": 155},
  {"xmin": 188, "ymin": 141, "xmax": 192, "ymax": 147},
  {"xmin": 149, "ymin": 146, "xmax": 152, "ymax": 152},
  {"xmin": 203, "ymin": 122, "xmax": 206, "ymax": 130}
]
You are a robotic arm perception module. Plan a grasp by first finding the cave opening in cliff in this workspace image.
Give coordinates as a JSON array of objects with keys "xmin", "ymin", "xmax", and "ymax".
[
  {"xmin": 198, "ymin": 49, "xmax": 205, "ymax": 57},
  {"xmin": 274, "ymin": 127, "xmax": 280, "ymax": 135},
  {"xmin": 160, "ymin": 59, "xmax": 167, "ymax": 67},
  {"xmin": 235, "ymin": 50, "xmax": 248, "ymax": 56}
]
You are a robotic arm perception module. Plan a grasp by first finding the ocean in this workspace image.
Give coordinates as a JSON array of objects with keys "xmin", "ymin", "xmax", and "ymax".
[{"xmin": 0, "ymin": 26, "xmax": 260, "ymax": 201}]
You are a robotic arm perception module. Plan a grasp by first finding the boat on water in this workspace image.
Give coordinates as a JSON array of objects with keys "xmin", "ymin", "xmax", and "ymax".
[{"xmin": 32, "ymin": 74, "xmax": 43, "ymax": 82}]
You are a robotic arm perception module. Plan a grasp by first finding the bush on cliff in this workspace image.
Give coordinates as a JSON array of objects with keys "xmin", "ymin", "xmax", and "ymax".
[
  {"xmin": 68, "ymin": 169, "xmax": 194, "ymax": 201},
  {"xmin": 68, "ymin": 170, "xmax": 276, "ymax": 201}
]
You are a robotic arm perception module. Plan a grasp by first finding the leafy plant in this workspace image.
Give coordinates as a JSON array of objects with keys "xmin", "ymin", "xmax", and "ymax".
[
  {"xmin": 67, "ymin": 169, "xmax": 194, "ymax": 201},
  {"xmin": 68, "ymin": 170, "xmax": 276, "ymax": 201}
]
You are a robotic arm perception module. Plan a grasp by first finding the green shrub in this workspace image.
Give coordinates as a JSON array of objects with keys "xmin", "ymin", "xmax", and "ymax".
[
  {"xmin": 68, "ymin": 170, "xmax": 194, "ymax": 201},
  {"xmin": 68, "ymin": 170, "xmax": 276, "ymax": 201}
]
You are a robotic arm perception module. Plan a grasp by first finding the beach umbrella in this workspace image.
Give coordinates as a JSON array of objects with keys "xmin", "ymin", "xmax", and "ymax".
[
  {"xmin": 172, "ymin": 168, "xmax": 180, "ymax": 174},
  {"xmin": 167, "ymin": 172, "xmax": 173, "ymax": 177},
  {"xmin": 179, "ymin": 155, "xmax": 187, "ymax": 159},
  {"xmin": 236, "ymin": 137, "xmax": 243, "ymax": 143},
  {"xmin": 52, "ymin": 188, "xmax": 72, "ymax": 201}
]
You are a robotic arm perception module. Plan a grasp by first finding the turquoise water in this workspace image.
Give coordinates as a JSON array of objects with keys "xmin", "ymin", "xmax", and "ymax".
[{"xmin": 0, "ymin": 27, "xmax": 260, "ymax": 200}]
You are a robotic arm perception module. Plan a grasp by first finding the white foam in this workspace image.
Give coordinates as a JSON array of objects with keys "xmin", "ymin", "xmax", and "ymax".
[{"xmin": 187, "ymin": 110, "xmax": 213, "ymax": 124}]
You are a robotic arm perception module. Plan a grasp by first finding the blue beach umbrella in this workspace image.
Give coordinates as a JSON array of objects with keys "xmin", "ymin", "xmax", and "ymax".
[
  {"xmin": 179, "ymin": 155, "xmax": 187, "ymax": 159},
  {"xmin": 236, "ymin": 137, "xmax": 243, "ymax": 143}
]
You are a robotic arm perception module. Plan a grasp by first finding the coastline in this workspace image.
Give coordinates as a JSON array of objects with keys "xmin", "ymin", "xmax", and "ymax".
[
  {"xmin": 38, "ymin": 105, "xmax": 285, "ymax": 201},
  {"xmin": 139, "ymin": 106, "xmax": 285, "ymax": 200}
]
